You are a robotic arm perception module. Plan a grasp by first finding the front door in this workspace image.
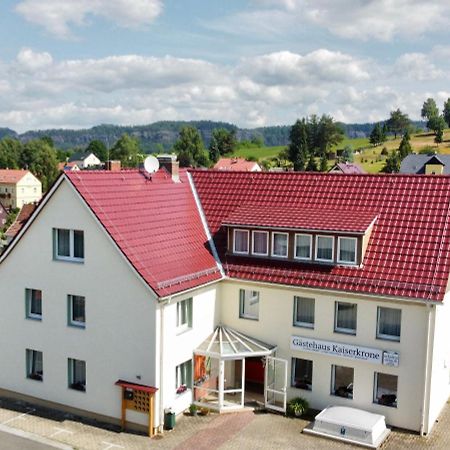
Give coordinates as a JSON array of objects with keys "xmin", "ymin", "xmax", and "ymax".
[{"xmin": 264, "ymin": 356, "xmax": 287, "ymax": 413}]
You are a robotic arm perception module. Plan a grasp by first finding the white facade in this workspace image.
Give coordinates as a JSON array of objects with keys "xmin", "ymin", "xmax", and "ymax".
[
  {"xmin": 0, "ymin": 171, "xmax": 42, "ymax": 209},
  {"xmin": 0, "ymin": 176, "xmax": 450, "ymax": 435},
  {"xmin": 77, "ymin": 153, "xmax": 101, "ymax": 169}
]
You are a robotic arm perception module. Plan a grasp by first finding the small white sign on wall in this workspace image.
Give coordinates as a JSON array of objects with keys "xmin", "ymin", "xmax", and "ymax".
[{"xmin": 382, "ymin": 351, "xmax": 399, "ymax": 367}]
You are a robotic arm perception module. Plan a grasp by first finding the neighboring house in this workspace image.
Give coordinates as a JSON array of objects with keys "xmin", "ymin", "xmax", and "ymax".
[
  {"xmin": 214, "ymin": 157, "xmax": 261, "ymax": 171},
  {"xmin": 328, "ymin": 162, "xmax": 366, "ymax": 174},
  {"xmin": 0, "ymin": 202, "xmax": 7, "ymax": 228},
  {"xmin": 4, "ymin": 203, "xmax": 37, "ymax": 245},
  {"xmin": 1, "ymin": 167, "xmax": 450, "ymax": 437},
  {"xmin": 68, "ymin": 152, "xmax": 101, "ymax": 169},
  {"xmin": 0, "ymin": 169, "xmax": 42, "ymax": 210},
  {"xmin": 400, "ymin": 154, "xmax": 450, "ymax": 175},
  {"xmin": 58, "ymin": 162, "xmax": 80, "ymax": 172}
]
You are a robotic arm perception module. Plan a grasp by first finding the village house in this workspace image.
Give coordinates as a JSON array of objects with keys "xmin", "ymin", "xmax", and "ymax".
[
  {"xmin": 400, "ymin": 154, "xmax": 450, "ymax": 175},
  {"xmin": 68, "ymin": 151, "xmax": 101, "ymax": 169},
  {"xmin": 328, "ymin": 162, "xmax": 366, "ymax": 174},
  {"xmin": 213, "ymin": 157, "xmax": 262, "ymax": 172},
  {"xmin": 0, "ymin": 165, "xmax": 450, "ymax": 438},
  {"xmin": 0, "ymin": 169, "xmax": 42, "ymax": 210},
  {"xmin": 0, "ymin": 202, "xmax": 7, "ymax": 228}
]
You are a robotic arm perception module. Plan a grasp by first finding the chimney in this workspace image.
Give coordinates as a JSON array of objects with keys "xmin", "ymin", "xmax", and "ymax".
[
  {"xmin": 106, "ymin": 160, "xmax": 121, "ymax": 171},
  {"xmin": 157, "ymin": 154, "xmax": 180, "ymax": 182}
]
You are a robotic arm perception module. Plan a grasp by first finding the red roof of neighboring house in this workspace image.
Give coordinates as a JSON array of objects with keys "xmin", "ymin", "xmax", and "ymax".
[
  {"xmin": 223, "ymin": 205, "xmax": 376, "ymax": 233},
  {"xmin": 214, "ymin": 158, "xmax": 260, "ymax": 171},
  {"xmin": 0, "ymin": 169, "xmax": 29, "ymax": 184},
  {"xmin": 5, "ymin": 203, "xmax": 37, "ymax": 239},
  {"xmin": 66, "ymin": 169, "xmax": 221, "ymax": 297},
  {"xmin": 331, "ymin": 163, "xmax": 366, "ymax": 174},
  {"xmin": 190, "ymin": 170, "xmax": 450, "ymax": 301}
]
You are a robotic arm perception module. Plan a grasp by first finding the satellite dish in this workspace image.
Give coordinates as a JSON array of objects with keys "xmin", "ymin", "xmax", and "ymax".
[{"xmin": 143, "ymin": 155, "xmax": 160, "ymax": 174}]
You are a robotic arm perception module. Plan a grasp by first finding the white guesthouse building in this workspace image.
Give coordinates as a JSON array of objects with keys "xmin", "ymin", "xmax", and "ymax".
[{"xmin": 1, "ymin": 165, "xmax": 450, "ymax": 436}]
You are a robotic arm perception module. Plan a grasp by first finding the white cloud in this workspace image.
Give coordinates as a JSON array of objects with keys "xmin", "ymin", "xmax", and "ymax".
[
  {"xmin": 15, "ymin": 0, "xmax": 163, "ymax": 38},
  {"xmin": 0, "ymin": 46, "xmax": 448, "ymax": 132},
  {"xmin": 247, "ymin": 0, "xmax": 450, "ymax": 41}
]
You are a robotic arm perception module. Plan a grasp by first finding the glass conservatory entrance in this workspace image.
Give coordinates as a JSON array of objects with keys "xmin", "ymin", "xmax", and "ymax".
[{"xmin": 193, "ymin": 326, "xmax": 278, "ymax": 411}]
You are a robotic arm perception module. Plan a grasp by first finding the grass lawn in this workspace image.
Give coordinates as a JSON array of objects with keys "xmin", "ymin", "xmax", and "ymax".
[{"xmin": 230, "ymin": 129, "xmax": 450, "ymax": 174}]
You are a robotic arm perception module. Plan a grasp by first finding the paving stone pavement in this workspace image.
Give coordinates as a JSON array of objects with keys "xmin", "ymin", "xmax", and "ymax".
[{"xmin": 1, "ymin": 396, "xmax": 450, "ymax": 449}]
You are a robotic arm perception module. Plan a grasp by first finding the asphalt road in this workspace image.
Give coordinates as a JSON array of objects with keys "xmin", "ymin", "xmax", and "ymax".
[{"xmin": 0, "ymin": 431, "xmax": 53, "ymax": 450}]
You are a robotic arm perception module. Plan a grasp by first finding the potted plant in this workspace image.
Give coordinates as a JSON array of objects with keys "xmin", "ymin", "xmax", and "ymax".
[
  {"xmin": 287, "ymin": 397, "xmax": 309, "ymax": 417},
  {"xmin": 189, "ymin": 403, "xmax": 198, "ymax": 416}
]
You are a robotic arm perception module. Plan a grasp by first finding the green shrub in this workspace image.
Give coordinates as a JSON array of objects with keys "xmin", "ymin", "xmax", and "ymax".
[{"xmin": 287, "ymin": 397, "xmax": 309, "ymax": 417}]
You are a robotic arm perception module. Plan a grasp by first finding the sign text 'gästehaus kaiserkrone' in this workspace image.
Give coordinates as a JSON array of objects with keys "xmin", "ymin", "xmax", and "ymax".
[{"xmin": 291, "ymin": 336, "xmax": 399, "ymax": 366}]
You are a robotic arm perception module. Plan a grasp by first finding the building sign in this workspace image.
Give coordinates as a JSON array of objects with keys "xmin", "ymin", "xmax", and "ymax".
[
  {"xmin": 382, "ymin": 351, "xmax": 399, "ymax": 367},
  {"xmin": 291, "ymin": 336, "xmax": 398, "ymax": 366}
]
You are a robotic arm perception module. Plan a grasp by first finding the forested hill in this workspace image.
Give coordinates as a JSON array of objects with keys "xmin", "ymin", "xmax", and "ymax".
[{"xmin": 2, "ymin": 120, "xmax": 425, "ymax": 152}]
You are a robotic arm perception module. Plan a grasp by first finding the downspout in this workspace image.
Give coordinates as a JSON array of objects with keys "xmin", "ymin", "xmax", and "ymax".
[
  {"xmin": 159, "ymin": 296, "xmax": 171, "ymax": 432},
  {"xmin": 420, "ymin": 304, "xmax": 433, "ymax": 436}
]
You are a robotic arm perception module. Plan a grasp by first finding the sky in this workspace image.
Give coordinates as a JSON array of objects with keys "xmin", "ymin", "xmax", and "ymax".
[{"xmin": 0, "ymin": 0, "xmax": 450, "ymax": 132}]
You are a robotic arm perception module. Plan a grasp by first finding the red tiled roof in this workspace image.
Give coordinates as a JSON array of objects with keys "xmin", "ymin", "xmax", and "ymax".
[
  {"xmin": 66, "ymin": 169, "xmax": 221, "ymax": 297},
  {"xmin": 0, "ymin": 169, "xmax": 29, "ymax": 184},
  {"xmin": 223, "ymin": 205, "xmax": 376, "ymax": 233},
  {"xmin": 190, "ymin": 170, "xmax": 450, "ymax": 302},
  {"xmin": 5, "ymin": 203, "xmax": 37, "ymax": 239},
  {"xmin": 214, "ymin": 158, "xmax": 260, "ymax": 171}
]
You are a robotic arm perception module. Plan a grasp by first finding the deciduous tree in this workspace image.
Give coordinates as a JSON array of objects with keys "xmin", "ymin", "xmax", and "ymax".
[
  {"xmin": 421, "ymin": 98, "xmax": 439, "ymax": 122},
  {"xmin": 110, "ymin": 134, "xmax": 142, "ymax": 168},
  {"xmin": 444, "ymin": 98, "xmax": 450, "ymax": 128},
  {"xmin": 86, "ymin": 140, "xmax": 108, "ymax": 162},
  {"xmin": 173, "ymin": 126, "xmax": 209, "ymax": 167}
]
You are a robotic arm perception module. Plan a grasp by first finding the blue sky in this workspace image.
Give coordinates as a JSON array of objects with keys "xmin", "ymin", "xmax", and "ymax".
[{"xmin": 1, "ymin": 0, "xmax": 450, "ymax": 132}]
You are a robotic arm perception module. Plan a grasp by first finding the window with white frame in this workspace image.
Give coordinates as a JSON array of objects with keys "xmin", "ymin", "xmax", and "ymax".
[
  {"xmin": 252, "ymin": 231, "xmax": 269, "ymax": 256},
  {"xmin": 176, "ymin": 359, "xmax": 192, "ymax": 394},
  {"xmin": 295, "ymin": 234, "xmax": 312, "ymax": 260},
  {"xmin": 233, "ymin": 229, "xmax": 249, "ymax": 254},
  {"xmin": 331, "ymin": 365, "xmax": 354, "ymax": 399},
  {"xmin": 293, "ymin": 296, "xmax": 315, "ymax": 328},
  {"xmin": 25, "ymin": 288, "xmax": 42, "ymax": 320},
  {"xmin": 177, "ymin": 298, "xmax": 193, "ymax": 331},
  {"xmin": 54, "ymin": 229, "xmax": 84, "ymax": 262},
  {"xmin": 338, "ymin": 237, "xmax": 357, "ymax": 264},
  {"xmin": 316, "ymin": 235, "xmax": 334, "ymax": 261},
  {"xmin": 68, "ymin": 295, "xmax": 85, "ymax": 327},
  {"xmin": 291, "ymin": 358, "xmax": 313, "ymax": 390},
  {"xmin": 334, "ymin": 301, "xmax": 357, "ymax": 334},
  {"xmin": 239, "ymin": 289, "xmax": 260, "ymax": 320},
  {"xmin": 377, "ymin": 307, "xmax": 401, "ymax": 341},
  {"xmin": 374, "ymin": 372, "xmax": 397, "ymax": 407},
  {"xmin": 272, "ymin": 232, "xmax": 288, "ymax": 258},
  {"xmin": 68, "ymin": 358, "xmax": 86, "ymax": 391},
  {"xmin": 26, "ymin": 349, "xmax": 43, "ymax": 381}
]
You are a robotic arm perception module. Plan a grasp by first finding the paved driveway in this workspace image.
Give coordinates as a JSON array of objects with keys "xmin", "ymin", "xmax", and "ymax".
[{"xmin": 1, "ymin": 396, "xmax": 450, "ymax": 449}]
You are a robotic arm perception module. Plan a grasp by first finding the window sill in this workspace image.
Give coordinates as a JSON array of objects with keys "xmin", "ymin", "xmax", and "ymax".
[
  {"xmin": 176, "ymin": 326, "xmax": 192, "ymax": 336},
  {"xmin": 376, "ymin": 335, "xmax": 400, "ymax": 343},
  {"xmin": 292, "ymin": 384, "xmax": 312, "ymax": 391},
  {"xmin": 27, "ymin": 374, "xmax": 43, "ymax": 382},
  {"xmin": 26, "ymin": 316, "xmax": 42, "ymax": 321},
  {"xmin": 374, "ymin": 400, "xmax": 397, "ymax": 408},
  {"xmin": 334, "ymin": 329, "xmax": 356, "ymax": 336},
  {"xmin": 68, "ymin": 322, "xmax": 86, "ymax": 329},
  {"xmin": 175, "ymin": 387, "xmax": 191, "ymax": 398},
  {"xmin": 54, "ymin": 257, "xmax": 84, "ymax": 264},
  {"xmin": 69, "ymin": 383, "xmax": 86, "ymax": 392},
  {"xmin": 293, "ymin": 323, "xmax": 314, "ymax": 329},
  {"xmin": 239, "ymin": 315, "xmax": 259, "ymax": 321}
]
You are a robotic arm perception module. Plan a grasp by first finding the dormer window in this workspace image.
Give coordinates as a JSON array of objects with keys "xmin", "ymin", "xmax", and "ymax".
[
  {"xmin": 233, "ymin": 229, "xmax": 249, "ymax": 254},
  {"xmin": 316, "ymin": 235, "xmax": 334, "ymax": 262},
  {"xmin": 272, "ymin": 232, "xmax": 288, "ymax": 258},
  {"xmin": 295, "ymin": 234, "xmax": 312, "ymax": 260},
  {"xmin": 252, "ymin": 231, "xmax": 269, "ymax": 256},
  {"xmin": 338, "ymin": 237, "xmax": 357, "ymax": 264}
]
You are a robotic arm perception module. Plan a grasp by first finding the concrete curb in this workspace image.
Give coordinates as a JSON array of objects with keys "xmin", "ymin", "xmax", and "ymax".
[{"xmin": 0, "ymin": 423, "xmax": 73, "ymax": 449}]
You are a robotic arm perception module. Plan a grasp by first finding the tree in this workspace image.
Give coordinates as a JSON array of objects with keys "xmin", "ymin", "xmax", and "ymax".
[
  {"xmin": 208, "ymin": 128, "xmax": 236, "ymax": 163},
  {"xmin": 86, "ymin": 140, "xmax": 108, "ymax": 162},
  {"xmin": 319, "ymin": 154, "xmax": 328, "ymax": 172},
  {"xmin": 173, "ymin": 126, "xmax": 209, "ymax": 168},
  {"xmin": 19, "ymin": 139, "xmax": 59, "ymax": 192},
  {"xmin": 341, "ymin": 145, "xmax": 354, "ymax": 162},
  {"xmin": 382, "ymin": 150, "xmax": 400, "ymax": 173},
  {"xmin": 110, "ymin": 134, "xmax": 142, "ymax": 168},
  {"xmin": 0, "ymin": 137, "xmax": 21, "ymax": 169},
  {"xmin": 387, "ymin": 109, "xmax": 410, "ymax": 139},
  {"xmin": 251, "ymin": 135, "xmax": 264, "ymax": 147},
  {"xmin": 369, "ymin": 123, "xmax": 383, "ymax": 146},
  {"xmin": 288, "ymin": 119, "xmax": 308, "ymax": 171},
  {"xmin": 421, "ymin": 98, "xmax": 439, "ymax": 122},
  {"xmin": 398, "ymin": 130, "xmax": 412, "ymax": 160},
  {"xmin": 382, "ymin": 123, "xmax": 388, "ymax": 142},
  {"xmin": 428, "ymin": 115, "xmax": 446, "ymax": 138},
  {"xmin": 317, "ymin": 115, "xmax": 344, "ymax": 155},
  {"xmin": 305, "ymin": 154, "xmax": 318, "ymax": 172},
  {"xmin": 444, "ymin": 98, "xmax": 450, "ymax": 127}
]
